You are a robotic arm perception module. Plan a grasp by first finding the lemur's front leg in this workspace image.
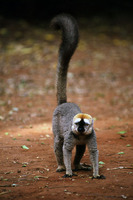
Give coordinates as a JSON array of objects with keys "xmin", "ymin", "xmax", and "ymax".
[
  {"xmin": 63, "ymin": 143, "xmax": 75, "ymax": 177},
  {"xmin": 63, "ymin": 146, "xmax": 73, "ymax": 177},
  {"xmin": 88, "ymin": 131, "xmax": 106, "ymax": 179},
  {"xmin": 89, "ymin": 149, "xmax": 105, "ymax": 179},
  {"xmin": 90, "ymin": 148, "xmax": 99, "ymax": 177}
]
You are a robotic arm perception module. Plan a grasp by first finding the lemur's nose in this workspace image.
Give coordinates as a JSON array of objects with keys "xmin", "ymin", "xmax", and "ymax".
[{"xmin": 78, "ymin": 126, "xmax": 85, "ymax": 133}]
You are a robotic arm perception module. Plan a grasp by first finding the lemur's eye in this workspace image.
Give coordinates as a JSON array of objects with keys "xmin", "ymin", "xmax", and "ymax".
[{"xmin": 84, "ymin": 123, "xmax": 90, "ymax": 127}]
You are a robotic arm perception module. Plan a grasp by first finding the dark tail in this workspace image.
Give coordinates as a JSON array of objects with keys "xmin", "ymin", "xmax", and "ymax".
[{"xmin": 51, "ymin": 14, "xmax": 79, "ymax": 105}]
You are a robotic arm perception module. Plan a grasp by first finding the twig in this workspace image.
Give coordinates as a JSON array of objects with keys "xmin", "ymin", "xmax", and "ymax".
[
  {"xmin": 107, "ymin": 166, "xmax": 133, "ymax": 170},
  {"xmin": 0, "ymin": 190, "xmax": 11, "ymax": 195},
  {"xmin": 48, "ymin": 185, "xmax": 77, "ymax": 189},
  {"xmin": 0, "ymin": 184, "xmax": 12, "ymax": 187}
]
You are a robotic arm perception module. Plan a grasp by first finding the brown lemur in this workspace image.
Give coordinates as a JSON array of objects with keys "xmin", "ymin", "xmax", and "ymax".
[{"xmin": 51, "ymin": 14, "xmax": 105, "ymax": 179}]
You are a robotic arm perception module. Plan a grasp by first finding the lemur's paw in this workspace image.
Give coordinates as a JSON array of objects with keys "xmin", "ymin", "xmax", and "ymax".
[
  {"xmin": 63, "ymin": 173, "xmax": 77, "ymax": 178},
  {"xmin": 56, "ymin": 166, "xmax": 65, "ymax": 172},
  {"xmin": 56, "ymin": 169, "xmax": 65, "ymax": 172},
  {"xmin": 63, "ymin": 174, "xmax": 72, "ymax": 178},
  {"xmin": 74, "ymin": 163, "xmax": 92, "ymax": 171},
  {"xmin": 92, "ymin": 175, "xmax": 106, "ymax": 179}
]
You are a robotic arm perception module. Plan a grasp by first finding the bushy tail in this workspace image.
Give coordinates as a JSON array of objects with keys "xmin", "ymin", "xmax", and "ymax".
[{"xmin": 51, "ymin": 14, "xmax": 79, "ymax": 105}]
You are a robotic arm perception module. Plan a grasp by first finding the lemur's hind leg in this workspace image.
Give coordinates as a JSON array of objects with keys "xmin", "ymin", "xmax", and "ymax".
[
  {"xmin": 74, "ymin": 145, "xmax": 92, "ymax": 171},
  {"xmin": 54, "ymin": 136, "xmax": 65, "ymax": 172}
]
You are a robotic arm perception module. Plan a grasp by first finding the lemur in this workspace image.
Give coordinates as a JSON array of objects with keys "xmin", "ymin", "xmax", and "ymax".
[{"xmin": 51, "ymin": 14, "xmax": 105, "ymax": 179}]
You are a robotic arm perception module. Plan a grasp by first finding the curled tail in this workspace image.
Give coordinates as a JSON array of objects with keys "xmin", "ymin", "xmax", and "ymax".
[{"xmin": 51, "ymin": 14, "xmax": 79, "ymax": 105}]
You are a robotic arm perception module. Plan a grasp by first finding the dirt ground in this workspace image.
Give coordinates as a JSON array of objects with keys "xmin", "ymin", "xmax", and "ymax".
[{"xmin": 0, "ymin": 15, "xmax": 133, "ymax": 200}]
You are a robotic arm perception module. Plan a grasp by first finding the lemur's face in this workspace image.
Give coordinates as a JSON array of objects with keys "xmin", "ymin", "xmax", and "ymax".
[{"xmin": 72, "ymin": 113, "xmax": 93, "ymax": 135}]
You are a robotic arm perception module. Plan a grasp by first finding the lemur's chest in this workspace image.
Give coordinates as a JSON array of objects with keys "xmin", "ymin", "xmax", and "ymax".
[{"xmin": 74, "ymin": 135, "xmax": 89, "ymax": 145}]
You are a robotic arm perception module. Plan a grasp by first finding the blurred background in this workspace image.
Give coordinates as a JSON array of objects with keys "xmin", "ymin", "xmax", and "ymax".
[
  {"xmin": 0, "ymin": 2, "xmax": 133, "ymax": 199},
  {"xmin": 0, "ymin": 0, "xmax": 133, "ymax": 127},
  {"xmin": 0, "ymin": 0, "xmax": 133, "ymax": 20}
]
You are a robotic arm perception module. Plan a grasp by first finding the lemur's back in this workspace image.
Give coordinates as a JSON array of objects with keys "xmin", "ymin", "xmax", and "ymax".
[{"xmin": 52, "ymin": 103, "xmax": 81, "ymax": 137}]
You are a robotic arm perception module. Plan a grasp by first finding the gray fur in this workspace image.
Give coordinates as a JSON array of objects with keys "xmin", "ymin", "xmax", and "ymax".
[
  {"xmin": 51, "ymin": 14, "xmax": 105, "ymax": 179},
  {"xmin": 52, "ymin": 102, "xmax": 81, "ymax": 174},
  {"xmin": 51, "ymin": 14, "xmax": 79, "ymax": 105}
]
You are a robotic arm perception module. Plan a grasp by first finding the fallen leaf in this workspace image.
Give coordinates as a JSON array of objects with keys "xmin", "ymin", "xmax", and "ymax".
[
  {"xmin": 12, "ymin": 107, "xmax": 19, "ymax": 112},
  {"xmin": 126, "ymin": 144, "xmax": 131, "ymax": 147},
  {"xmin": 22, "ymin": 162, "xmax": 29, "ymax": 167},
  {"xmin": 117, "ymin": 131, "xmax": 127, "ymax": 134},
  {"xmin": 21, "ymin": 145, "xmax": 29, "ymax": 150},
  {"xmin": 41, "ymin": 142, "xmax": 45, "ymax": 145},
  {"xmin": 22, "ymin": 164, "xmax": 27, "ymax": 167},
  {"xmin": 65, "ymin": 192, "xmax": 72, "ymax": 195},
  {"xmin": 34, "ymin": 176, "xmax": 39, "ymax": 180},
  {"xmin": 99, "ymin": 161, "xmax": 105, "ymax": 165},
  {"xmin": 46, "ymin": 134, "xmax": 50, "ymax": 138},
  {"xmin": 0, "ymin": 116, "xmax": 4, "ymax": 121},
  {"xmin": 121, "ymin": 194, "xmax": 127, "ymax": 199},
  {"xmin": 12, "ymin": 184, "xmax": 18, "ymax": 187},
  {"xmin": 34, "ymin": 176, "xmax": 48, "ymax": 180},
  {"xmin": 118, "ymin": 152, "xmax": 124, "ymax": 155}
]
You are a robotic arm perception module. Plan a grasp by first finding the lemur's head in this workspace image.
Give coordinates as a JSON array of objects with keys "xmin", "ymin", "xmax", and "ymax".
[{"xmin": 72, "ymin": 113, "xmax": 93, "ymax": 136}]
